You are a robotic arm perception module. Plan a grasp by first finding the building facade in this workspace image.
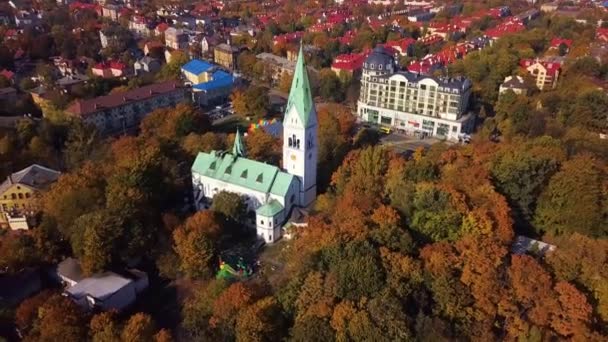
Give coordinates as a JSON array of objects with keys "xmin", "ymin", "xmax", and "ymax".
[
  {"xmin": 214, "ymin": 43, "xmax": 240, "ymax": 70},
  {"xmin": 65, "ymin": 81, "xmax": 187, "ymax": 136},
  {"xmin": 499, "ymin": 75, "xmax": 528, "ymax": 95},
  {"xmin": 520, "ymin": 58, "xmax": 561, "ymax": 90},
  {"xmin": 181, "ymin": 59, "xmax": 234, "ymax": 107},
  {"xmin": 191, "ymin": 46, "xmax": 317, "ymax": 243},
  {"xmin": 357, "ymin": 47, "xmax": 473, "ymax": 140},
  {"xmin": 0, "ymin": 164, "xmax": 60, "ymax": 230},
  {"xmin": 165, "ymin": 27, "xmax": 189, "ymax": 50}
]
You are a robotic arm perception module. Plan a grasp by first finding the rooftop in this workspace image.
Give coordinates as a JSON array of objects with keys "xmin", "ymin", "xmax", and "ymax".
[
  {"xmin": 0, "ymin": 164, "xmax": 60, "ymax": 195},
  {"xmin": 66, "ymin": 272, "xmax": 133, "ymax": 301},
  {"xmin": 65, "ymin": 81, "xmax": 182, "ymax": 117},
  {"xmin": 256, "ymin": 199, "xmax": 284, "ymax": 217}
]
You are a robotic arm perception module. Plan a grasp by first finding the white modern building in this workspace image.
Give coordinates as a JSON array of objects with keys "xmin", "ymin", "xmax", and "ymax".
[
  {"xmin": 191, "ymin": 46, "xmax": 317, "ymax": 243},
  {"xmin": 357, "ymin": 46, "xmax": 474, "ymax": 140}
]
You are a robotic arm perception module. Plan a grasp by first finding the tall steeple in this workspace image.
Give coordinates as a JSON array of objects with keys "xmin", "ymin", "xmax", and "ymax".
[
  {"xmin": 284, "ymin": 44, "xmax": 315, "ymax": 127},
  {"xmin": 282, "ymin": 43, "xmax": 317, "ymax": 207},
  {"xmin": 232, "ymin": 128, "xmax": 246, "ymax": 157}
]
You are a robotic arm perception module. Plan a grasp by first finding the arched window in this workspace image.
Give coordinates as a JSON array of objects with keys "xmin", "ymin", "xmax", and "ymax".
[
  {"xmin": 288, "ymin": 137, "xmax": 293, "ymax": 147},
  {"xmin": 296, "ymin": 139, "xmax": 300, "ymax": 149},
  {"xmin": 290, "ymin": 194, "xmax": 295, "ymax": 203}
]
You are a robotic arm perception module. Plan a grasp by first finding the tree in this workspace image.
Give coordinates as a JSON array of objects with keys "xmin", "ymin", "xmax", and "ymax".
[
  {"xmin": 235, "ymin": 297, "xmax": 283, "ymax": 342},
  {"xmin": 71, "ymin": 210, "xmax": 123, "ymax": 275},
  {"xmin": 153, "ymin": 329, "xmax": 173, "ymax": 342},
  {"xmin": 317, "ymin": 69, "xmax": 343, "ymax": 102},
  {"xmin": 121, "ymin": 313, "xmax": 157, "ymax": 342},
  {"xmin": 173, "ymin": 211, "xmax": 220, "ymax": 278},
  {"xmin": 90, "ymin": 311, "xmax": 120, "ymax": 342},
  {"xmin": 210, "ymin": 282, "xmax": 255, "ymax": 338},
  {"xmin": 410, "ymin": 184, "xmax": 463, "ymax": 242},
  {"xmin": 157, "ymin": 50, "xmax": 188, "ymax": 80},
  {"xmin": 290, "ymin": 316, "xmax": 335, "ymax": 342},
  {"xmin": 211, "ymin": 191, "xmax": 248, "ymax": 226},
  {"xmin": 15, "ymin": 291, "xmax": 53, "ymax": 335},
  {"xmin": 63, "ymin": 121, "xmax": 102, "ymax": 170},
  {"xmin": 0, "ymin": 233, "xmax": 40, "ymax": 273},
  {"xmin": 182, "ymin": 132, "xmax": 226, "ymax": 156},
  {"xmin": 245, "ymin": 129, "xmax": 281, "ymax": 164},
  {"xmin": 278, "ymin": 72, "xmax": 293, "ymax": 93},
  {"xmin": 25, "ymin": 294, "xmax": 88, "ymax": 342},
  {"xmin": 534, "ymin": 155, "xmax": 606, "ymax": 238},
  {"xmin": 231, "ymin": 86, "xmax": 270, "ymax": 119}
]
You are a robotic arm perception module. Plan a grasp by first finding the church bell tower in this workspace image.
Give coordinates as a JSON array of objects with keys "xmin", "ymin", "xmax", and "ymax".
[{"xmin": 282, "ymin": 45, "xmax": 317, "ymax": 207}]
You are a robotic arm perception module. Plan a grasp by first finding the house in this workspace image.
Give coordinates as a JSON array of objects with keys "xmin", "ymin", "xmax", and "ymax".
[
  {"xmin": 331, "ymin": 53, "xmax": 367, "ymax": 77},
  {"xmin": 129, "ymin": 15, "xmax": 154, "ymax": 37},
  {"xmin": 64, "ymin": 81, "xmax": 187, "ymax": 136},
  {"xmin": 201, "ymin": 36, "xmax": 220, "ymax": 56},
  {"xmin": 549, "ymin": 38, "xmax": 573, "ymax": 54},
  {"xmin": 181, "ymin": 59, "xmax": 234, "ymax": 107},
  {"xmin": 155, "ymin": 22, "xmax": 169, "ymax": 36},
  {"xmin": 273, "ymin": 31, "xmax": 304, "ymax": 46},
  {"xmin": 144, "ymin": 41, "xmax": 165, "ymax": 57},
  {"xmin": 134, "ymin": 56, "xmax": 161, "ymax": 75},
  {"xmin": 192, "ymin": 47, "xmax": 318, "ymax": 244},
  {"xmin": 0, "ymin": 164, "xmax": 61, "ymax": 230},
  {"xmin": 541, "ymin": 2, "xmax": 559, "ymax": 12},
  {"xmin": 383, "ymin": 38, "xmax": 415, "ymax": 56},
  {"xmin": 520, "ymin": 58, "xmax": 562, "ymax": 90},
  {"xmin": 56, "ymin": 74, "xmax": 89, "ymax": 93},
  {"xmin": 214, "ymin": 43, "xmax": 241, "ymax": 70},
  {"xmin": 511, "ymin": 236, "xmax": 556, "ymax": 256},
  {"xmin": 101, "ymin": 4, "xmax": 119, "ymax": 21},
  {"xmin": 91, "ymin": 61, "xmax": 128, "ymax": 78},
  {"xmin": 165, "ymin": 27, "xmax": 189, "ymax": 50},
  {"xmin": 499, "ymin": 76, "xmax": 528, "ymax": 95},
  {"xmin": 596, "ymin": 28, "xmax": 608, "ymax": 43},
  {"xmin": 56, "ymin": 258, "xmax": 148, "ymax": 312},
  {"xmin": 0, "ymin": 69, "xmax": 15, "ymax": 84}
]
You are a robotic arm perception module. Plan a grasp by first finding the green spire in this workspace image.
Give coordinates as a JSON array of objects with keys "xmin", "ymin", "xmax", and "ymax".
[
  {"xmin": 285, "ymin": 44, "xmax": 315, "ymax": 126},
  {"xmin": 232, "ymin": 128, "xmax": 246, "ymax": 157}
]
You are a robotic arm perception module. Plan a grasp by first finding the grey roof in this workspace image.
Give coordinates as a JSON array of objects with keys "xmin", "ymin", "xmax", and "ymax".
[
  {"xmin": 374, "ymin": 70, "xmax": 471, "ymax": 91},
  {"xmin": 364, "ymin": 46, "xmax": 395, "ymax": 69},
  {"xmin": 66, "ymin": 272, "xmax": 133, "ymax": 300},
  {"xmin": 57, "ymin": 74, "xmax": 89, "ymax": 87},
  {"xmin": 0, "ymin": 87, "xmax": 17, "ymax": 95},
  {"xmin": 511, "ymin": 235, "xmax": 556, "ymax": 256},
  {"xmin": 256, "ymin": 53, "xmax": 296, "ymax": 71},
  {"xmin": 57, "ymin": 257, "xmax": 84, "ymax": 283},
  {"xmin": 215, "ymin": 43, "xmax": 240, "ymax": 53},
  {"xmin": 0, "ymin": 164, "xmax": 60, "ymax": 195},
  {"xmin": 502, "ymin": 76, "xmax": 526, "ymax": 89}
]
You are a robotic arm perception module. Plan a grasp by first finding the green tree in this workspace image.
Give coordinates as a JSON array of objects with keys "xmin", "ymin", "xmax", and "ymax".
[
  {"xmin": 534, "ymin": 155, "xmax": 606, "ymax": 237},
  {"xmin": 410, "ymin": 184, "xmax": 463, "ymax": 242},
  {"xmin": 211, "ymin": 191, "xmax": 248, "ymax": 224}
]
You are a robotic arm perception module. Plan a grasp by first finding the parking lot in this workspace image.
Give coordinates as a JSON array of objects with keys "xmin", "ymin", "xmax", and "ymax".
[
  {"xmin": 206, "ymin": 103, "xmax": 235, "ymax": 122},
  {"xmin": 378, "ymin": 130, "xmax": 446, "ymax": 156}
]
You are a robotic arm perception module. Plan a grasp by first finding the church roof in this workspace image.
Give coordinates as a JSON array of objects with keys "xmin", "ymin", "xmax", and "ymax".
[
  {"xmin": 256, "ymin": 199, "xmax": 284, "ymax": 217},
  {"xmin": 285, "ymin": 44, "xmax": 315, "ymax": 126},
  {"xmin": 192, "ymin": 150, "xmax": 295, "ymax": 197}
]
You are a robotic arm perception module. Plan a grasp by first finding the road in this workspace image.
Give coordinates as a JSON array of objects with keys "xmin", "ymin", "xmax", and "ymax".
[{"xmin": 379, "ymin": 131, "xmax": 447, "ymax": 155}]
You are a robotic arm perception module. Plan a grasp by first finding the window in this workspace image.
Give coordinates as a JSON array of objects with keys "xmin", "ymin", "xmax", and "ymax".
[
  {"xmin": 11, "ymin": 193, "xmax": 16, "ymax": 200},
  {"xmin": 260, "ymin": 220, "xmax": 264, "ymax": 225},
  {"xmin": 269, "ymin": 221, "xmax": 272, "ymax": 227},
  {"xmin": 269, "ymin": 234, "xmax": 272, "ymax": 241},
  {"xmin": 25, "ymin": 193, "xmax": 30, "ymax": 199},
  {"xmin": 256, "ymin": 173, "xmax": 263, "ymax": 183},
  {"xmin": 290, "ymin": 194, "xmax": 295, "ymax": 204},
  {"xmin": 240, "ymin": 170, "xmax": 248, "ymax": 178}
]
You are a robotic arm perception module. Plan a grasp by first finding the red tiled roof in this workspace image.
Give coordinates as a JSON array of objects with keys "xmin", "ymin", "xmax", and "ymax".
[
  {"xmin": 66, "ymin": 81, "xmax": 182, "ymax": 117},
  {"xmin": 596, "ymin": 28, "xmax": 608, "ymax": 42},
  {"xmin": 550, "ymin": 37, "xmax": 572, "ymax": 49},
  {"xmin": 0, "ymin": 69, "xmax": 14, "ymax": 79},
  {"xmin": 331, "ymin": 53, "xmax": 366, "ymax": 71},
  {"xmin": 273, "ymin": 31, "xmax": 304, "ymax": 45},
  {"xmin": 156, "ymin": 23, "xmax": 169, "ymax": 32},
  {"xmin": 520, "ymin": 58, "xmax": 562, "ymax": 76},
  {"xmin": 384, "ymin": 38, "xmax": 415, "ymax": 54},
  {"xmin": 485, "ymin": 18, "xmax": 524, "ymax": 39}
]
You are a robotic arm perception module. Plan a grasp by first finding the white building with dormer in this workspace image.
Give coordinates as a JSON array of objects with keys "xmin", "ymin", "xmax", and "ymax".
[{"xmin": 191, "ymin": 46, "xmax": 317, "ymax": 243}]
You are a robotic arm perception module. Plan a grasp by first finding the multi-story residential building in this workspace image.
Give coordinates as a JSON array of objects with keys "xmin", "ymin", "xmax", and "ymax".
[
  {"xmin": 101, "ymin": 4, "xmax": 119, "ymax": 21},
  {"xmin": 65, "ymin": 81, "xmax": 187, "ymax": 136},
  {"xmin": 256, "ymin": 53, "xmax": 296, "ymax": 84},
  {"xmin": 520, "ymin": 58, "xmax": 562, "ymax": 90},
  {"xmin": 165, "ymin": 27, "xmax": 189, "ymax": 50},
  {"xmin": 0, "ymin": 164, "xmax": 60, "ymax": 230},
  {"xmin": 129, "ymin": 15, "xmax": 154, "ymax": 37},
  {"xmin": 357, "ymin": 47, "xmax": 473, "ymax": 141},
  {"xmin": 214, "ymin": 43, "xmax": 240, "ymax": 70}
]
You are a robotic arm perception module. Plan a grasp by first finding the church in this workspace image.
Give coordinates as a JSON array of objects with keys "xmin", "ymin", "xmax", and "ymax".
[{"xmin": 191, "ymin": 46, "xmax": 317, "ymax": 244}]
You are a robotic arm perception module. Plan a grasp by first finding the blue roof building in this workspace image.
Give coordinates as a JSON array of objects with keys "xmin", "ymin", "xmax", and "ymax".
[{"xmin": 181, "ymin": 59, "xmax": 235, "ymax": 107}]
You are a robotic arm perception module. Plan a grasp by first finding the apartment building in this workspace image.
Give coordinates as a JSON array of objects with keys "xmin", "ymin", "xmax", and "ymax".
[
  {"xmin": 165, "ymin": 27, "xmax": 189, "ymax": 50},
  {"xmin": 214, "ymin": 43, "xmax": 241, "ymax": 70},
  {"xmin": 65, "ymin": 81, "xmax": 187, "ymax": 136},
  {"xmin": 357, "ymin": 47, "xmax": 473, "ymax": 141}
]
